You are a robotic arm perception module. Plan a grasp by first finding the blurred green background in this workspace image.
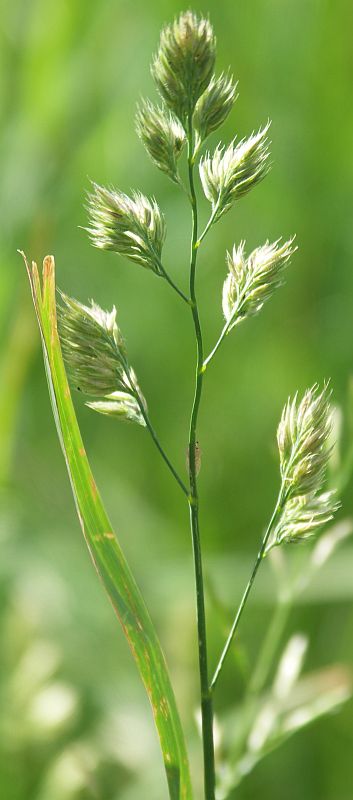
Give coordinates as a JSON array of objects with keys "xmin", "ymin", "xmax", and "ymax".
[{"xmin": 1, "ymin": 0, "xmax": 353, "ymax": 798}]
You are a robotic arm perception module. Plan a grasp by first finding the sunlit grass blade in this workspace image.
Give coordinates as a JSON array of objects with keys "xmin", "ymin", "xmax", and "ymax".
[{"xmin": 21, "ymin": 252, "xmax": 193, "ymax": 800}]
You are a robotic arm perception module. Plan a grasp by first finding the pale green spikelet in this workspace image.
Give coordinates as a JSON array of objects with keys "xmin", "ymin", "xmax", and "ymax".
[
  {"xmin": 267, "ymin": 384, "xmax": 339, "ymax": 550},
  {"xmin": 277, "ymin": 384, "xmax": 334, "ymax": 498},
  {"xmin": 151, "ymin": 10, "xmax": 216, "ymax": 123},
  {"xmin": 193, "ymin": 72, "xmax": 238, "ymax": 153},
  {"xmin": 199, "ymin": 123, "xmax": 271, "ymax": 223},
  {"xmin": 86, "ymin": 183, "xmax": 166, "ymax": 274},
  {"xmin": 222, "ymin": 237, "xmax": 296, "ymax": 328},
  {"xmin": 87, "ymin": 391, "xmax": 146, "ymax": 425},
  {"xmin": 273, "ymin": 491, "xmax": 339, "ymax": 546},
  {"xmin": 58, "ymin": 293, "xmax": 146, "ymax": 426},
  {"xmin": 58, "ymin": 293, "xmax": 127, "ymax": 396},
  {"xmin": 135, "ymin": 99, "xmax": 186, "ymax": 183}
]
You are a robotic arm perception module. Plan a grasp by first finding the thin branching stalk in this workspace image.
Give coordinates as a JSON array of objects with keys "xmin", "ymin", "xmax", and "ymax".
[
  {"xmin": 156, "ymin": 256, "xmax": 191, "ymax": 304},
  {"xmin": 203, "ymin": 317, "xmax": 232, "ymax": 370},
  {"xmin": 127, "ymin": 380, "xmax": 189, "ymax": 496},
  {"xmin": 197, "ymin": 201, "xmax": 221, "ymax": 246},
  {"xmin": 187, "ymin": 112, "xmax": 216, "ymax": 800},
  {"xmin": 211, "ymin": 490, "xmax": 286, "ymax": 690},
  {"xmin": 138, "ymin": 409, "xmax": 189, "ymax": 496}
]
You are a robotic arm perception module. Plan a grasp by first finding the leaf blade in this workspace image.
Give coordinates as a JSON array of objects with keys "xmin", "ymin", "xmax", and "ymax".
[{"xmin": 22, "ymin": 253, "xmax": 193, "ymax": 800}]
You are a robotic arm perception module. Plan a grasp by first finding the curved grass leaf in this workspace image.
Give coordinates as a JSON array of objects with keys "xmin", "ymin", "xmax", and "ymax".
[{"xmin": 21, "ymin": 252, "xmax": 193, "ymax": 800}]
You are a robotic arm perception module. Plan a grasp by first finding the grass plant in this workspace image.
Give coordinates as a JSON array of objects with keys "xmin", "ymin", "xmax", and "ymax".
[{"xmin": 21, "ymin": 11, "xmax": 351, "ymax": 800}]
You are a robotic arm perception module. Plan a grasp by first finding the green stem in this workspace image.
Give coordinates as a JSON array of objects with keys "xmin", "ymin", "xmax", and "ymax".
[
  {"xmin": 211, "ymin": 490, "xmax": 285, "ymax": 691},
  {"xmin": 203, "ymin": 318, "xmax": 232, "ymax": 370},
  {"xmin": 187, "ymin": 116, "xmax": 216, "ymax": 800},
  {"xmin": 125, "ymin": 373, "xmax": 189, "ymax": 497},
  {"xmin": 197, "ymin": 198, "xmax": 221, "ymax": 246},
  {"xmin": 142, "ymin": 406, "xmax": 189, "ymax": 497},
  {"xmin": 156, "ymin": 258, "xmax": 191, "ymax": 305},
  {"xmin": 203, "ymin": 279, "xmax": 255, "ymax": 370}
]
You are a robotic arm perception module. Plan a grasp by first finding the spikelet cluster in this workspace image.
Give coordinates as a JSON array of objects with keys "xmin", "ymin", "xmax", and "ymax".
[
  {"xmin": 193, "ymin": 72, "xmax": 238, "ymax": 153},
  {"xmin": 86, "ymin": 390, "xmax": 146, "ymax": 426},
  {"xmin": 58, "ymin": 293, "xmax": 146, "ymax": 426},
  {"xmin": 269, "ymin": 385, "xmax": 339, "ymax": 548},
  {"xmin": 222, "ymin": 238, "xmax": 296, "ymax": 328},
  {"xmin": 199, "ymin": 125, "xmax": 270, "ymax": 223},
  {"xmin": 135, "ymin": 100, "xmax": 186, "ymax": 183},
  {"xmin": 273, "ymin": 491, "xmax": 338, "ymax": 546},
  {"xmin": 151, "ymin": 11, "xmax": 216, "ymax": 123},
  {"xmin": 86, "ymin": 184, "xmax": 166, "ymax": 274}
]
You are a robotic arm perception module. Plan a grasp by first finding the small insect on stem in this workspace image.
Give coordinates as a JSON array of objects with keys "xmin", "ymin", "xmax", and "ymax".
[{"xmin": 186, "ymin": 439, "xmax": 202, "ymax": 476}]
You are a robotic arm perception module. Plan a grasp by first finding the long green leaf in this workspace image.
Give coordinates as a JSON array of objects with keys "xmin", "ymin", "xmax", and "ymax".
[{"xmin": 22, "ymin": 253, "xmax": 193, "ymax": 800}]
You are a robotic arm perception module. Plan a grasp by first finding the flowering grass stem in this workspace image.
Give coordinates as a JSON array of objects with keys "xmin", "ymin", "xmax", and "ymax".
[
  {"xmin": 22, "ymin": 11, "xmax": 344, "ymax": 799},
  {"xmin": 187, "ymin": 114, "xmax": 216, "ymax": 800}
]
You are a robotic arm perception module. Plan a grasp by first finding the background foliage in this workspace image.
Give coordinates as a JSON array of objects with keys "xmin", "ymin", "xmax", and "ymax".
[{"xmin": 1, "ymin": 1, "xmax": 353, "ymax": 798}]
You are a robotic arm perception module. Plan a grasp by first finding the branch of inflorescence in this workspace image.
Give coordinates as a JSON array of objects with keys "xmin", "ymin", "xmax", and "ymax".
[
  {"xmin": 123, "ymin": 360, "xmax": 189, "ymax": 497},
  {"xmin": 156, "ymin": 257, "xmax": 191, "ymax": 305},
  {"xmin": 210, "ymin": 483, "xmax": 288, "ymax": 691}
]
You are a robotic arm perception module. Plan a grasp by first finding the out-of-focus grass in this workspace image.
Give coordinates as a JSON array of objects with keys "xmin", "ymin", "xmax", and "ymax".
[{"xmin": 1, "ymin": 1, "xmax": 353, "ymax": 798}]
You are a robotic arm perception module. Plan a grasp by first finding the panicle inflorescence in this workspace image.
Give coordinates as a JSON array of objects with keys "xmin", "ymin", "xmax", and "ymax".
[
  {"xmin": 222, "ymin": 238, "xmax": 296, "ymax": 329},
  {"xmin": 135, "ymin": 100, "xmax": 186, "ymax": 183},
  {"xmin": 193, "ymin": 72, "xmax": 238, "ymax": 154},
  {"xmin": 268, "ymin": 384, "xmax": 339, "ymax": 549},
  {"xmin": 277, "ymin": 384, "xmax": 333, "ymax": 497},
  {"xmin": 273, "ymin": 491, "xmax": 338, "ymax": 546},
  {"xmin": 199, "ymin": 124, "xmax": 271, "ymax": 223},
  {"xmin": 151, "ymin": 10, "xmax": 216, "ymax": 124},
  {"xmin": 86, "ymin": 390, "xmax": 146, "ymax": 426},
  {"xmin": 58, "ymin": 293, "xmax": 146, "ymax": 425},
  {"xmin": 86, "ymin": 183, "xmax": 166, "ymax": 274},
  {"xmin": 80, "ymin": 11, "xmax": 337, "ymax": 552}
]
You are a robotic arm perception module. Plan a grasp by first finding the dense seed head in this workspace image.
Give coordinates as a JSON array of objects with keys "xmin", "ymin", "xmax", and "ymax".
[
  {"xmin": 269, "ymin": 384, "xmax": 339, "ymax": 548},
  {"xmin": 135, "ymin": 100, "xmax": 186, "ymax": 182},
  {"xmin": 193, "ymin": 72, "xmax": 238, "ymax": 152},
  {"xmin": 273, "ymin": 492, "xmax": 339, "ymax": 545},
  {"xmin": 277, "ymin": 384, "xmax": 334, "ymax": 497},
  {"xmin": 86, "ymin": 183, "xmax": 166, "ymax": 274},
  {"xmin": 199, "ymin": 124, "xmax": 271, "ymax": 223},
  {"xmin": 59, "ymin": 294, "xmax": 146, "ymax": 425},
  {"xmin": 222, "ymin": 238, "xmax": 296, "ymax": 328},
  {"xmin": 87, "ymin": 391, "xmax": 146, "ymax": 426},
  {"xmin": 58, "ymin": 293, "xmax": 127, "ymax": 397},
  {"xmin": 151, "ymin": 11, "xmax": 216, "ymax": 123}
]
